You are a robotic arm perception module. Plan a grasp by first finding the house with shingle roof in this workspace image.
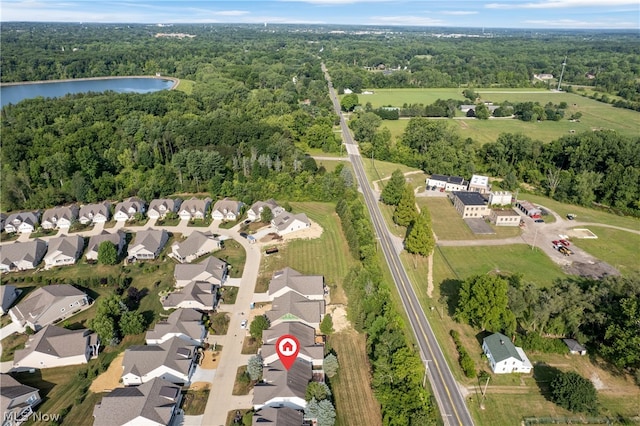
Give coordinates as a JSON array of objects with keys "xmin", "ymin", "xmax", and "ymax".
[
  {"xmin": 265, "ymin": 292, "xmax": 325, "ymax": 330},
  {"xmin": 93, "ymin": 377, "xmax": 181, "ymax": 426},
  {"xmin": 85, "ymin": 230, "xmax": 125, "ymax": 261},
  {"xmin": 271, "ymin": 212, "xmax": 311, "ymax": 236},
  {"xmin": 252, "ymin": 407, "xmax": 303, "ymax": 426},
  {"xmin": 174, "ymin": 256, "xmax": 227, "ymax": 288},
  {"xmin": 247, "ymin": 199, "xmax": 285, "ymax": 222},
  {"xmin": 113, "ymin": 197, "xmax": 146, "ymax": 222},
  {"xmin": 0, "ymin": 240, "xmax": 47, "ymax": 273},
  {"xmin": 1, "ymin": 374, "xmax": 41, "ymax": 426},
  {"xmin": 44, "ymin": 235, "xmax": 84, "ymax": 269},
  {"xmin": 211, "ymin": 198, "xmax": 243, "ymax": 221},
  {"xmin": 262, "ymin": 322, "xmax": 324, "ymax": 367},
  {"xmin": 12, "ymin": 325, "xmax": 99, "ymax": 370},
  {"xmin": 40, "ymin": 205, "xmax": 79, "ymax": 230},
  {"xmin": 9, "ymin": 285, "xmax": 90, "ymax": 332},
  {"xmin": 178, "ymin": 197, "xmax": 211, "ymax": 221},
  {"xmin": 170, "ymin": 231, "xmax": 221, "ymax": 264},
  {"xmin": 3, "ymin": 211, "xmax": 40, "ymax": 234},
  {"xmin": 482, "ymin": 332, "xmax": 532, "ymax": 374},
  {"xmin": 128, "ymin": 229, "xmax": 169, "ymax": 260},
  {"xmin": 147, "ymin": 198, "xmax": 182, "ymax": 220},
  {"xmin": 162, "ymin": 282, "xmax": 216, "ymax": 311},
  {"xmin": 0, "ymin": 285, "xmax": 20, "ymax": 315},
  {"xmin": 253, "ymin": 359, "xmax": 312, "ymax": 411},
  {"xmin": 426, "ymin": 174, "xmax": 467, "ymax": 192},
  {"xmin": 268, "ymin": 268, "xmax": 325, "ymax": 301},
  {"xmin": 78, "ymin": 202, "xmax": 111, "ymax": 224},
  {"xmin": 146, "ymin": 309, "xmax": 206, "ymax": 345},
  {"xmin": 121, "ymin": 337, "xmax": 197, "ymax": 386}
]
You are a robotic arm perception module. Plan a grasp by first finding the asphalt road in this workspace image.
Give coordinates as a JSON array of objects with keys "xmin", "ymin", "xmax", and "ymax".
[{"xmin": 322, "ymin": 64, "xmax": 474, "ymax": 426}]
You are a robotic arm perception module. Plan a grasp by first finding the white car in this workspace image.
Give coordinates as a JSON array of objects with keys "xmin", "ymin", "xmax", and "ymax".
[{"xmin": 240, "ymin": 319, "xmax": 248, "ymax": 329}]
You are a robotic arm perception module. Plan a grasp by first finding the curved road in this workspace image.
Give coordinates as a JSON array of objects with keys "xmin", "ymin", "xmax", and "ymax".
[{"xmin": 323, "ymin": 64, "xmax": 474, "ymax": 426}]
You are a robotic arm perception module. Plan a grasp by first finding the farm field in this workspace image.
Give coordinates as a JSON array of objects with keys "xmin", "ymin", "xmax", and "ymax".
[
  {"xmin": 330, "ymin": 331, "xmax": 383, "ymax": 426},
  {"xmin": 359, "ymin": 88, "xmax": 639, "ymax": 143}
]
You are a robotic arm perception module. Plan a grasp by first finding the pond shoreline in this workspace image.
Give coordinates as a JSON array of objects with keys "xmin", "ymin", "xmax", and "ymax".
[{"xmin": 0, "ymin": 75, "xmax": 180, "ymax": 90}]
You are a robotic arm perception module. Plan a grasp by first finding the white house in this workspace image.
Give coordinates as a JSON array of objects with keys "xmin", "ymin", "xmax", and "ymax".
[
  {"xmin": 468, "ymin": 174, "xmax": 491, "ymax": 194},
  {"xmin": 0, "ymin": 240, "xmax": 48, "ymax": 273},
  {"xmin": 252, "ymin": 407, "xmax": 303, "ymax": 426},
  {"xmin": 426, "ymin": 174, "xmax": 467, "ymax": 192},
  {"xmin": 121, "ymin": 337, "xmax": 197, "ymax": 386},
  {"xmin": 12, "ymin": 325, "xmax": 99, "ymax": 370},
  {"xmin": 178, "ymin": 197, "xmax": 211, "ymax": 221},
  {"xmin": 85, "ymin": 231, "xmax": 125, "ymax": 262},
  {"xmin": 266, "ymin": 292, "xmax": 325, "ymax": 331},
  {"xmin": 44, "ymin": 235, "xmax": 84, "ymax": 269},
  {"xmin": 145, "ymin": 309, "xmax": 206, "ymax": 345},
  {"xmin": 174, "ymin": 256, "xmax": 227, "ymax": 288},
  {"xmin": 0, "ymin": 285, "xmax": 20, "ymax": 315},
  {"xmin": 488, "ymin": 191, "xmax": 513, "ymax": 206},
  {"xmin": 451, "ymin": 191, "xmax": 490, "ymax": 218},
  {"xmin": 268, "ymin": 267, "xmax": 325, "ymax": 301},
  {"xmin": 211, "ymin": 198, "xmax": 243, "ymax": 221},
  {"xmin": 40, "ymin": 205, "xmax": 79, "ymax": 230},
  {"xmin": 4, "ymin": 211, "xmax": 40, "ymax": 234},
  {"xmin": 482, "ymin": 332, "xmax": 533, "ymax": 374},
  {"xmin": 147, "ymin": 198, "xmax": 182, "ymax": 220},
  {"xmin": 170, "ymin": 231, "xmax": 220, "ymax": 264},
  {"xmin": 78, "ymin": 202, "xmax": 111, "ymax": 224},
  {"xmin": 261, "ymin": 322, "xmax": 324, "ymax": 367},
  {"xmin": 247, "ymin": 199, "xmax": 285, "ymax": 222},
  {"xmin": 253, "ymin": 360, "xmax": 312, "ymax": 411},
  {"xmin": 161, "ymin": 282, "xmax": 216, "ymax": 311},
  {"xmin": 127, "ymin": 229, "xmax": 169, "ymax": 260},
  {"xmin": 113, "ymin": 197, "xmax": 146, "ymax": 221},
  {"xmin": 489, "ymin": 209, "xmax": 521, "ymax": 227},
  {"xmin": 271, "ymin": 212, "xmax": 311, "ymax": 236},
  {"xmin": 0, "ymin": 374, "xmax": 41, "ymax": 426}
]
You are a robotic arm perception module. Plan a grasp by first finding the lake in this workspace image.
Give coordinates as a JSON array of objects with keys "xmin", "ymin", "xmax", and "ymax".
[{"xmin": 1, "ymin": 77, "xmax": 176, "ymax": 108}]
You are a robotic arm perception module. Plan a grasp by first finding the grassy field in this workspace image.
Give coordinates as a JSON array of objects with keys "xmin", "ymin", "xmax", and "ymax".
[
  {"xmin": 182, "ymin": 388, "xmax": 210, "ymax": 415},
  {"xmin": 363, "ymin": 88, "xmax": 639, "ymax": 144},
  {"xmin": 175, "ymin": 79, "xmax": 195, "ymax": 95},
  {"xmin": 571, "ymin": 226, "xmax": 640, "ymax": 277},
  {"xmin": 216, "ymin": 240, "xmax": 246, "ymax": 278},
  {"xmin": 329, "ymin": 331, "xmax": 382, "ymax": 426},
  {"xmin": 362, "ymin": 158, "xmax": 422, "ymax": 187},
  {"xmin": 0, "ymin": 333, "xmax": 27, "ymax": 362},
  {"xmin": 256, "ymin": 202, "xmax": 355, "ymax": 304}
]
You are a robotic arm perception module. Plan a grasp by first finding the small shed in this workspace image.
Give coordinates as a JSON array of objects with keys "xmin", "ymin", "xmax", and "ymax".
[{"xmin": 563, "ymin": 339, "xmax": 587, "ymax": 356}]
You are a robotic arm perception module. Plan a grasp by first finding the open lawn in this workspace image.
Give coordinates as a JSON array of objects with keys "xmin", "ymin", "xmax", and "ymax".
[
  {"xmin": 256, "ymin": 202, "xmax": 355, "ymax": 305},
  {"xmin": 571, "ymin": 226, "xmax": 640, "ymax": 277},
  {"xmin": 182, "ymin": 388, "xmax": 210, "ymax": 415},
  {"xmin": 329, "ymin": 331, "xmax": 382, "ymax": 426},
  {"xmin": 1, "ymin": 333, "xmax": 27, "ymax": 362},
  {"xmin": 362, "ymin": 158, "xmax": 421, "ymax": 186},
  {"xmin": 313, "ymin": 158, "xmax": 352, "ymax": 174},
  {"xmin": 357, "ymin": 88, "xmax": 466, "ymax": 108},
  {"xmin": 175, "ymin": 79, "xmax": 195, "ymax": 95},
  {"xmin": 216, "ymin": 240, "xmax": 246, "ymax": 278},
  {"xmin": 232, "ymin": 366, "xmax": 254, "ymax": 395}
]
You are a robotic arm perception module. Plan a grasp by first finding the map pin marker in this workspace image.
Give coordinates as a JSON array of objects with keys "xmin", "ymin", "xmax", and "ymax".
[{"xmin": 276, "ymin": 334, "xmax": 300, "ymax": 370}]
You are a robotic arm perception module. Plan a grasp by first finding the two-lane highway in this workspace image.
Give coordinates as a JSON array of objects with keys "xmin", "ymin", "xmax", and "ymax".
[{"xmin": 322, "ymin": 63, "xmax": 474, "ymax": 425}]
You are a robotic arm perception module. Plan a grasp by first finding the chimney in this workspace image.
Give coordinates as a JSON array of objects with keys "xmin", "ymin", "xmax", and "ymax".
[{"xmin": 500, "ymin": 339, "xmax": 504, "ymax": 345}]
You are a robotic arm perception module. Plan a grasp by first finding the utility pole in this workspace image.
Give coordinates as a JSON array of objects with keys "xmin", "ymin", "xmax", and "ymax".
[{"xmin": 557, "ymin": 56, "xmax": 567, "ymax": 91}]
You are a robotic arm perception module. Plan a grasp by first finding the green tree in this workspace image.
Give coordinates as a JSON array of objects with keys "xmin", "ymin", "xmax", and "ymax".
[
  {"xmin": 119, "ymin": 310, "xmax": 146, "ymax": 336},
  {"xmin": 463, "ymin": 88, "xmax": 478, "ymax": 101},
  {"xmin": 260, "ymin": 206, "xmax": 273, "ymax": 223},
  {"xmin": 90, "ymin": 315, "xmax": 117, "ymax": 345},
  {"xmin": 550, "ymin": 371, "xmax": 598, "ymax": 414},
  {"xmin": 405, "ymin": 211, "xmax": 435, "ymax": 257},
  {"xmin": 340, "ymin": 93, "xmax": 359, "ymax": 112},
  {"xmin": 381, "ymin": 169, "xmax": 406, "ymax": 206},
  {"xmin": 305, "ymin": 382, "xmax": 332, "ymax": 402},
  {"xmin": 474, "ymin": 102, "xmax": 490, "ymax": 119},
  {"xmin": 455, "ymin": 274, "xmax": 516, "ymax": 334},
  {"xmin": 601, "ymin": 297, "xmax": 640, "ymax": 369},
  {"xmin": 349, "ymin": 112, "xmax": 381, "ymax": 142},
  {"xmin": 323, "ymin": 353, "xmax": 339, "ymax": 378},
  {"xmin": 249, "ymin": 315, "xmax": 270, "ymax": 340},
  {"xmin": 247, "ymin": 354, "xmax": 263, "ymax": 381},
  {"xmin": 393, "ymin": 184, "xmax": 418, "ymax": 227},
  {"xmin": 97, "ymin": 241, "xmax": 118, "ymax": 265},
  {"xmin": 320, "ymin": 314, "xmax": 334, "ymax": 335},
  {"xmin": 305, "ymin": 398, "xmax": 336, "ymax": 426}
]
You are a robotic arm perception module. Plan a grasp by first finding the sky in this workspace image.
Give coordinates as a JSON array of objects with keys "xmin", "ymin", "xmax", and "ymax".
[{"xmin": 1, "ymin": 0, "xmax": 639, "ymax": 29}]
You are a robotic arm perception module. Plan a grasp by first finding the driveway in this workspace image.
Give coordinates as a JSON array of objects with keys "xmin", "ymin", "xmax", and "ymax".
[
  {"xmin": 190, "ymin": 365, "xmax": 216, "ymax": 383},
  {"xmin": 0, "ymin": 322, "xmax": 22, "ymax": 340}
]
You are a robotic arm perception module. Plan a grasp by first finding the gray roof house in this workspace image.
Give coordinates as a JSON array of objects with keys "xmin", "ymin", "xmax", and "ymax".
[
  {"xmin": 1, "ymin": 374, "xmax": 41, "ymax": 426},
  {"xmin": 247, "ymin": 199, "xmax": 285, "ymax": 222},
  {"xmin": 78, "ymin": 202, "xmax": 111, "ymax": 224},
  {"xmin": 146, "ymin": 309, "xmax": 206, "ymax": 345},
  {"xmin": 211, "ymin": 198, "xmax": 243, "ymax": 221},
  {"xmin": 0, "ymin": 285, "xmax": 20, "ymax": 315},
  {"xmin": 43, "ymin": 235, "xmax": 84, "ymax": 269},
  {"xmin": 262, "ymin": 322, "xmax": 324, "ymax": 367},
  {"xmin": 93, "ymin": 377, "xmax": 181, "ymax": 426},
  {"xmin": 128, "ymin": 229, "xmax": 169, "ymax": 260},
  {"xmin": 170, "ymin": 231, "xmax": 221, "ymax": 264},
  {"xmin": 85, "ymin": 230, "xmax": 125, "ymax": 262},
  {"xmin": 271, "ymin": 212, "xmax": 311, "ymax": 237},
  {"xmin": 113, "ymin": 197, "xmax": 146, "ymax": 222},
  {"xmin": 0, "ymin": 240, "xmax": 48, "ymax": 273},
  {"xmin": 4, "ymin": 211, "xmax": 40, "ymax": 234},
  {"xmin": 265, "ymin": 292, "xmax": 325, "ymax": 330},
  {"xmin": 426, "ymin": 174, "xmax": 467, "ymax": 192},
  {"xmin": 162, "ymin": 282, "xmax": 216, "ymax": 311},
  {"xmin": 174, "ymin": 256, "xmax": 227, "ymax": 288},
  {"xmin": 252, "ymin": 407, "xmax": 303, "ymax": 426},
  {"xmin": 178, "ymin": 197, "xmax": 212, "ymax": 221},
  {"xmin": 40, "ymin": 205, "xmax": 79, "ymax": 230},
  {"xmin": 482, "ymin": 332, "xmax": 533, "ymax": 374},
  {"xmin": 147, "ymin": 198, "xmax": 182, "ymax": 220},
  {"xmin": 13, "ymin": 325, "xmax": 99, "ymax": 370},
  {"xmin": 268, "ymin": 267, "xmax": 324, "ymax": 301},
  {"xmin": 563, "ymin": 338, "xmax": 587, "ymax": 356},
  {"xmin": 253, "ymin": 359, "xmax": 312, "ymax": 411},
  {"xmin": 9, "ymin": 285, "xmax": 90, "ymax": 332},
  {"xmin": 121, "ymin": 337, "xmax": 197, "ymax": 386}
]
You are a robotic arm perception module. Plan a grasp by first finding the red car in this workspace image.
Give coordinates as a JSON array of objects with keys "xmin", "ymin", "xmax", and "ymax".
[
  {"xmin": 552, "ymin": 240, "xmax": 560, "ymax": 246},
  {"xmin": 559, "ymin": 239, "xmax": 570, "ymax": 247}
]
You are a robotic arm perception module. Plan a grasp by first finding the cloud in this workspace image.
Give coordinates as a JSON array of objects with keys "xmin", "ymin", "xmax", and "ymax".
[
  {"xmin": 487, "ymin": 0, "xmax": 638, "ymax": 9},
  {"xmin": 367, "ymin": 15, "xmax": 445, "ymax": 26},
  {"xmin": 523, "ymin": 18, "xmax": 637, "ymax": 28},
  {"xmin": 214, "ymin": 10, "xmax": 250, "ymax": 16},
  {"xmin": 440, "ymin": 10, "xmax": 479, "ymax": 15}
]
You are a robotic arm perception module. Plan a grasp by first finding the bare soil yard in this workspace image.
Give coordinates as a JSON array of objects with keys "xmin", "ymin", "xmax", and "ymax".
[{"xmin": 89, "ymin": 353, "xmax": 124, "ymax": 392}]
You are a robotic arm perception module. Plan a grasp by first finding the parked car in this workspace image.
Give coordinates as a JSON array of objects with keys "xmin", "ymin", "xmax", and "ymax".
[
  {"xmin": 558, "ymin": 246, "xmax": 570, "ymax": 256},
  {"xmin": 534, "ymin": 219, "xmax": 544, "ymax": 223},
  {"xmin": 239, "ymin": 232, "xmax": 248, "ymax": 239},
  {"xmin": 567, "ymin": 213, "xmax": 576, "ymax": 220},
  {"xmin": 559, "ymin": 239, "xmax": 570, "ymax": 247},
  {"xmin": 552, "ymin": 240, "xmax": 560, "ymax": 246},
  {"xmin": 240, "ymin": 319, "xmax": 248, "ymax": 329}
]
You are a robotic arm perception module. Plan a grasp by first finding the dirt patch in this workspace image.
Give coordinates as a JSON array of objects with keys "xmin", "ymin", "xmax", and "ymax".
[
  {"xmin": 281, "ymin": 220, "xmax": 323, "ymax": 241},
  {"xmin": 89, "ymin": 353, "xmax": 124, "ymax": 392},
  {"xmin": 562, "ymin": 260, "xmax": 620, "ymax": 279},
  {"xmin": 200, "ymin": 349, "xmax": 221, "ymax": 369},
  {"xmin": 326, "ymin": 305, "xmax": 351, "ymax": 333},
  {"xmin": 188, "ymin": 381, "xmax": 211, "ymax": 391},
  {"xmin": 590, "ymin": 373, "xmax": 606, "ymax": 390}
]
